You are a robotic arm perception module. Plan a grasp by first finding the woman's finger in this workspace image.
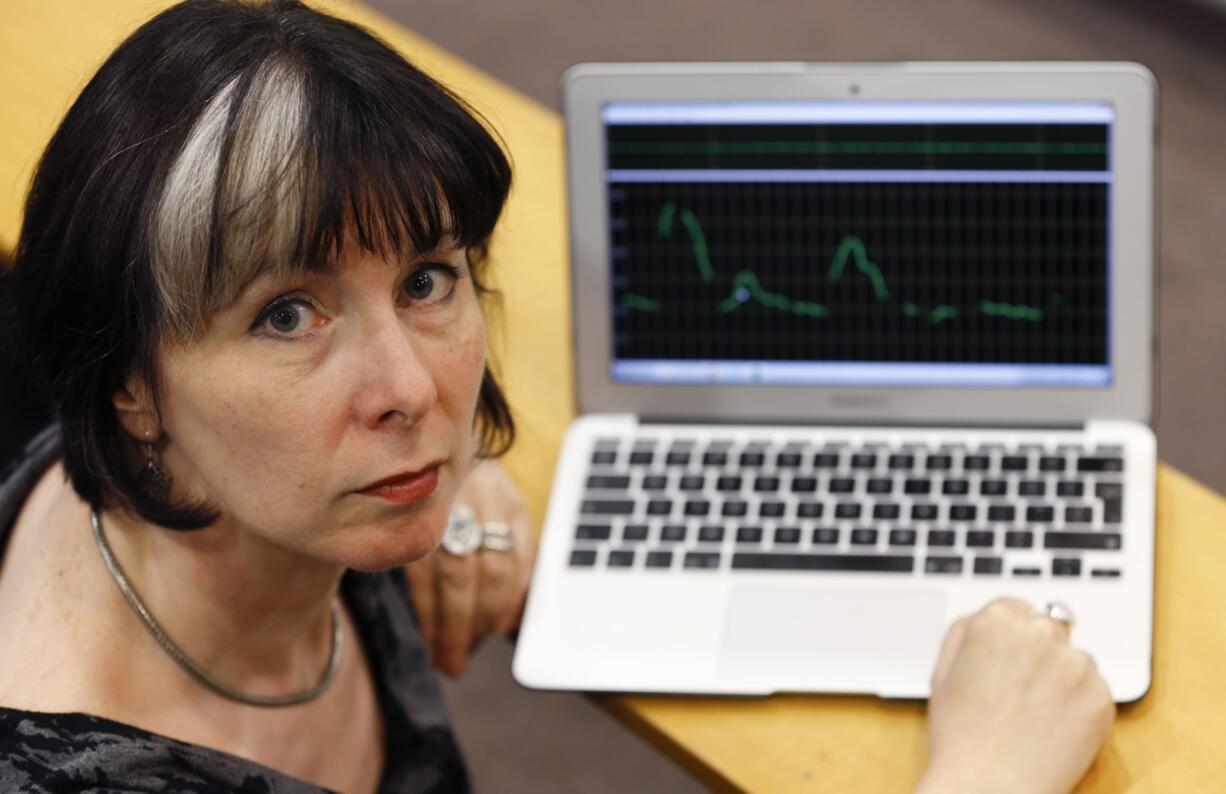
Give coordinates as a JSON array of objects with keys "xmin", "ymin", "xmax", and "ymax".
[
  {"xmin": 433, "ymin": 550, "xmax": 480, "ymax": 676},
  {"xmin": 404, "ymin": 560, "xmax": 438, "ymax": 646},
  {"xmin": 931, "ymin": 615, "xmax": 969, "ymax": 690}
]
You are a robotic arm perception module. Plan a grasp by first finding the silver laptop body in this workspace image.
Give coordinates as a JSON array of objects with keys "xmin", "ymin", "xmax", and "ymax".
[{"xmin": 514, "ymin": 62, "xmax": 1156, "ymax": 701}]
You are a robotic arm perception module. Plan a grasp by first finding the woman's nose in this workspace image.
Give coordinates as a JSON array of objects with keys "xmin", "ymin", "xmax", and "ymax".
[{"xmin": 351, "ymin": 319, "xmax": 439, "ymax": 430}]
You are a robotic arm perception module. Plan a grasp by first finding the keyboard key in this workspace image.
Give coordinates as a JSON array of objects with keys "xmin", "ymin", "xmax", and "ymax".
[
  {"xmin": 927, "ymin": 529, "xmax": 956, "ymax": 547},
  {"xmin": 645, "ymin": 550, "xmax": 673, "ymax": 568},
  {"xmin": 582, "ymin": 499, "xmax": 635, "ymax": 516},
  {"xmin": 775, "ymin": 527, "xmax": 802, "ymax": 544},
  {"xmin": 684, "ymin": 500, "xmax": 710, "ymax": 517},
  {"xmin": 591, "ymin": 450, "xmax": 617, "ymax": 465},
  {"xmin": 867, "ymin": 478, "xmax": 894, "ymax": 494},
  {"xmin": 759, "ymin": 501, "xmax": 786, "ymax": 518},
  {"xmin": 629, "ymin": 451, "xmax": 653, "ymax": 466},
  {"xmin": 587, "ymin": 475, "xmax": 630, "ymax": 490},
  {"xmin": 736, "ymin": 526, "xmax": 763, "ymax": 544},
  {"xmin": 1096, "ymin": 482, "xmax": 1124, "ymax": 523},
  {"xmin": 722, "ymin": 501, "xmax": 748, "ymax": 517},
  {"xmin": 1045, "ymin": 532, "xmax": 1121, "ymax": 550},
  {"xmin": 812, "ymin": 528, "xmax": 840, "ymax": 545},
  {"xmin": 963, "ymin": 455, "xmax": 989, "ymax": 471},
  {"xmin": 1091, "ymin": 568, "xmax": 1122, "ymax": 578},
  {"xmin": 1057, "ymin": 481, "xmax": 1085, "ymax": 497},
  {"xmin": 1052, "ymin": 558, "xmax": 1083, "ymax": 577},
  {"xmin": 646, "ymin": 499, "xmax": 672, "ymax": 516},
  {"xmin": 829, "ymin": 477, "xmax": 855, "ymax": 494},
  {"xmin": 703, "ymin": 451, "xmax": 728, "ymax": 466},
  {"xmin": 623, "ymin": 524, "xmax": 649, "ymax": 542},
  {"xmin": 608, "ymin": 550, "xmax": 635, "ymax": 568},
  {"xmin": 684, "ymin": 552, "xmax": 721, "ymax": 570},
  {"xmin": 813, "ymin": 452, "xmax": 840, "ymax": 468},
  {"xmin": 926, "ymin": 454, "xmax": 952, "ymax": 471},
  {"xmin": 570, "ymin": 549, "xmax": 598, "ymax": 567},
  {"xmin": 950, "ymin": 504, "xmax": 977, "ymax": 522},
  {"xmin": 905, "ymin": 478, "xmax": 932, "ymax": 495},
  {"xmin": 698, "ymin": 525, "xmax": 725, "ymax": 543},
  {"xmin": 974, "ymin": 557, "xmax": 1003, "ymax": 575},
  {"xmin": 575, "ymin": 524, "xmax": 612, "ymax": 541},
  {"xmin": 987, "ymin": 505, "xmax": 1016, "ymax": 522},
  {"xmin": 776, "ymin": 452, "xmax": 802, "ymax": 468},
  {"xmin": 791, "ymin": 477, "xmax": 818, "ymax": 493},
  {"xmin": 851, "ymin": 529, "xmax": 879, "ymax": 545},
  {"xmin": 980, "ymin": 479, "xmax": 1007, "ymax": 496},
  {"xmin": 1039, "ymin": 456, "xmax": 1067, "ymax": 472},
  {"xmin": 642, "ymin": 475, "xmax": 668, "ymax": 491},
  {"xmin": 740, "ymin": 451, "xmax": 765, "ymax": 466},
  {"xmin": 1001, "ymin": 456, "xmax": 1028, "ymax": 472},
  {"xmin": 1005, "ymin": 530, "xmax": 1034, "ymax": 548},
  {"xmin": 835, "ymin": 503, "xmax": 862, "ymax": 519},
  {"xmin": 666, "ymin": 451, "xmax": 691, "ymax": 466},
  {"xmin": 732, "ymin": 553, "xmax": 914, "ymax": 573},
  {"xmin": 889, "ymin": 454, "xmax": 916, "ymax": 470},
  {"xmin": 966, "ymin": 530, "xmax": 995, "ymax": 548},
  {"xmin": 1013, "ymin": 567, "xmax": 1041, "ymax": 577},
  {"xmin": 943, "ymin": 479, "xmax": 969, "ymax": 496},
  {"xmin": 716, "ymin": 476, "xmax": 743, "ymax": 492},
  {"xmin": 873, "ymin": 503, "xmax": 901, "ymax": 520},
  {"xmin": 1018, "ymin": 480, "xmax": 1046, "ymax": 497},
  {"xmin": 679, "ymin": 475, "xmax": 705, "ymax": 492},
  {"xmin": 851, "ymin": 454, "xmax": 877, "ymax": 469},
  {"xmin": 660, "ymin": 524, "xmax": 687, "ymax": 542},
  {"xmin": 1026, "ymin": 506, "xmax": 1055, "ymax": 522},
  {"xmin": 912, "ymin": 504, "xmax": 938, "ymax": 521},
  {"xmin": 797, "ymin": 501, "xmax": 823, "ymax": 518},
  {"xmin": 889, "ymin": 529, "xmax": 917, "ymax": 547},
  {"xmin": 754, "ymin": 476, "xmax": 780, "ymax": 493},
  {"xmin": 925, "ymin": 556, "xmax": 963, "ymax": 574},
  {"xmin": 1078, "ymin": 456, "xmax": 1124, "ymax": 473},
  {"xmin": 1065, "ymin": 506, "xmax": 1094, "ymax": 524}
]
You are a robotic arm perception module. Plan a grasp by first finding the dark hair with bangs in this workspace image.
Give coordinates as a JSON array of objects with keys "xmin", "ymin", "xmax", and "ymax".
[{"xmin": 12, "ymin": 0, "xmax": 514, "ymax": 530}]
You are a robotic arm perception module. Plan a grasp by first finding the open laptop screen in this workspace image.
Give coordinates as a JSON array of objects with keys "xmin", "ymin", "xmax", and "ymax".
[{"xmin": 602, "ymin": 100, "xmax": 1114, "ymax": 388}]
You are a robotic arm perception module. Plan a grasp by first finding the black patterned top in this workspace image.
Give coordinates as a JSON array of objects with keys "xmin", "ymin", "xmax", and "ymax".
[{"xmin": 0, "ymin": 427, "xmax": 471, "ymax": 793}]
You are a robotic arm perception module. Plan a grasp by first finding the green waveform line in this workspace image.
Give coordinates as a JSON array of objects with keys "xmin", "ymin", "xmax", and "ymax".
[
  {"xmin": 658, "ymin": 200, "xmax": 716, "ymax": 282},
  {"xmin": 621, "ymin": 292, "xmax": 662, "ymax": 313},
  {"xmin": 620, "ymin": 203, "xmax": 1047, "ymax": 325},
  {"xmin": 609, "ymin": 140, "xmax": 1107, "ymax": 156}
]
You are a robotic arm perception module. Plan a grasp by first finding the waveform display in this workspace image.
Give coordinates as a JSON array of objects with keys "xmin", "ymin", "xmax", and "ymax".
[
  {"xmin": 607, "ymin": 123, "xmax": 1110, "ymax": 172},
  {"xmin": 610, "ymin": 181, "xmax": 1108, "ymax": 364}
]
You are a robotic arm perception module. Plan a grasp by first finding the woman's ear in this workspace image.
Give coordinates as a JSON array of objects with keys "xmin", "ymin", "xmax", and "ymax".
[{"xmin": 113, "ymin": 379, "xmax": 161, "ymax": 443}]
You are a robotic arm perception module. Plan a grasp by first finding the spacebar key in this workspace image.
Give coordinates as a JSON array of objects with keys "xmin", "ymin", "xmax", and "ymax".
[{"xmin": 732, "ymin": 553, "xmax": 915, "ymax": 573}]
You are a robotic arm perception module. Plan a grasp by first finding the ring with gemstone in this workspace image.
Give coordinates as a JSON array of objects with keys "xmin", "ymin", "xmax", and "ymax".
[
  {"xmin": 1043, "ymin": 601, "xmax": 1076, "ymax": 633},
  {"xmin": 441, "ymin": 505, "xmax": 482, "ymax": 557}
]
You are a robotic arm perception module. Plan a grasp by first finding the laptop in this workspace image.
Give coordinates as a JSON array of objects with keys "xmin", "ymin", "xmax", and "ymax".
[{"xmin": 513, "ymin": 62, "xmax": 1156, "ymax": 701}]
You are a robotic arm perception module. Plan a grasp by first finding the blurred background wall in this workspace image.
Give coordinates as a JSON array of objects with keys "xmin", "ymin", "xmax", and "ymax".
[{"xmin": 355, "ymin": 0, "xmax": 1226, "ymax": 790}]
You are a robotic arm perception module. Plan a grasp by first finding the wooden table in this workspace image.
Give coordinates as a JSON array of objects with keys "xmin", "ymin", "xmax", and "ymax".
[{"xmin": 3, "ymin": 3, "xmax": 1224, "ymax": 791}]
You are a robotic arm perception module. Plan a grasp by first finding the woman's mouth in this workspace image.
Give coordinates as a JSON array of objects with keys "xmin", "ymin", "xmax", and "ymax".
[{"xmin": 356, "ymin": 465, "xmax": 441, "ymax": 504}]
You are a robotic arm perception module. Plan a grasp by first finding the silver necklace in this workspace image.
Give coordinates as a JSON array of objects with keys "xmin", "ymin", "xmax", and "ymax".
[{"xmin": 91, "ymin": 508, "xmax": 342, "ymax": 707}]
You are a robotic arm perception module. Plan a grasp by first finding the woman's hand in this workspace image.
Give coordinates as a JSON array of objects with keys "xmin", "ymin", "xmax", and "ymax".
[
  {"xmin": 405, "ymin": 459, "xmax": 535, "ymax": 677},
  {"xmin": 914, "ymin": 597, "xmax": 1115, "ymax": 794}
]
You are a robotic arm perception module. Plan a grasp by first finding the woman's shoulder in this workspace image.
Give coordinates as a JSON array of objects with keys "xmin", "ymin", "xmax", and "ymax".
[{"xmin": 0, "ymin": 707, "xmax": 322, "ymax": 793}]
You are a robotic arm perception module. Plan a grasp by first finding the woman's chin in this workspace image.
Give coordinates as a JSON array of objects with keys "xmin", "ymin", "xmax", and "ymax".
[{"xmin": 333, "ymin": 519, "xmax": 446, "ymax": 573}]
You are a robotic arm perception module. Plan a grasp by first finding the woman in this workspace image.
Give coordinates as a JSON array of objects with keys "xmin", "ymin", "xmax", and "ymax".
[{"xmin": 0, "ymin": 1, "xmax": 1112, "ymax": 792}]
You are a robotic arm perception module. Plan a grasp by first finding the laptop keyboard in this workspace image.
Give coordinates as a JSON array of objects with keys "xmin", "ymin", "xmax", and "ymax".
[{"xmin": 569, "ymin": 435, "xmax": 1127, "ymax": 580}]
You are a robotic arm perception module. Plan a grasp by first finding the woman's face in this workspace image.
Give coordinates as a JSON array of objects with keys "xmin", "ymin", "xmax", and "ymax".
[{"xmin": 150, "ymin": 240, "xmax": 486, "ymax": 571}]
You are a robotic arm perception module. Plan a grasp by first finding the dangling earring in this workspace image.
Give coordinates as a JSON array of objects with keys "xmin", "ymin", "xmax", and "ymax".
[{"xmin": 140, "ymin": 429, "xmax": 171, "ymax": 500}]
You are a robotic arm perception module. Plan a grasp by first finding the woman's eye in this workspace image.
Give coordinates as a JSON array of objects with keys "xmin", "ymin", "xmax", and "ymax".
[
  {"xmin": 402, "ymin": 265, "xmax": 459, "ymax": 305},
  {"xmin": 254, "ymin": 299, "xmax": 322, "ymax": 337}
]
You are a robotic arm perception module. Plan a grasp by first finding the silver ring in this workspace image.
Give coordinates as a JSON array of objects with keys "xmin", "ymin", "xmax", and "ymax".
[
  {"xmin": 481, "ymin": 521, "xmax": 515, "ymax": 553},
  {"xmin": 441, "ymin": 505, "xmax": 482, "ymax": 557},
  {"xmin": 1043, "ymin": 601, "xmax": 1076, "ymax": 633}
]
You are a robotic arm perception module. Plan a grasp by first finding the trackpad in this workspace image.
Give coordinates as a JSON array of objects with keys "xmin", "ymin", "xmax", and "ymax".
[{"xmin": 718, "ymin": 588, "xmax": 947, "ymax": 695}]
